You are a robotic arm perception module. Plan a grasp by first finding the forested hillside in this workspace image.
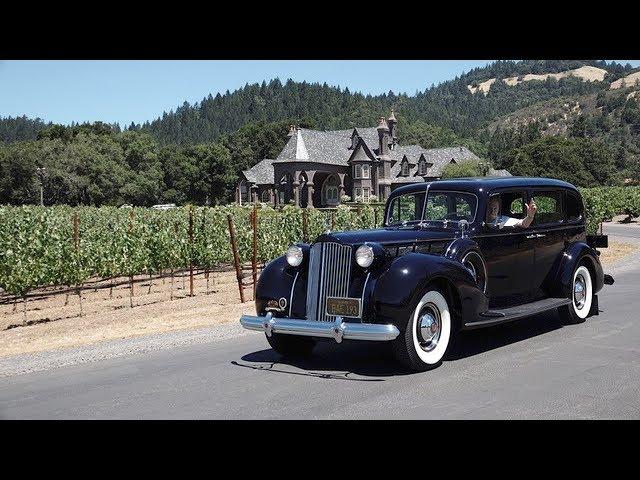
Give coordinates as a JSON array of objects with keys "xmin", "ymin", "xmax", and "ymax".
[{"xmin": 1, "ymin": 59, "xmax": 639, "ymax": 207}]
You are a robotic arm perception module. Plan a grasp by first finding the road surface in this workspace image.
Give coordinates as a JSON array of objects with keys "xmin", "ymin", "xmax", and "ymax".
[{"xmin": 1, "ymin": 229, "xmax": 639, "ymax": 419}]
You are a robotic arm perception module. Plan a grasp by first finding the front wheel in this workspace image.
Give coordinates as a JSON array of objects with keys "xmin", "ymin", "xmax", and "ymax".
[
  {"xmin": 392, "ymin": 289, "xmax": 453, "ymax": 372},
  {"xmin": 558, "ymin": 264, "xmax": 593, "ymax": 324},
  {"xmin": 266, "ymin": 333, "xmax": 315, "ymax": 358}
]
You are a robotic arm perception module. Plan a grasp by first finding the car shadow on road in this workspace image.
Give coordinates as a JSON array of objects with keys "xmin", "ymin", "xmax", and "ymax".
[
  {"xmin": 234, "ymin": 340, "xmax": 405, "ymax": 380},
  {"xmin": 444, "ymin": 310, "xmax": 565, "ymax": 361},
  {"xmin": 234, "ymin": 310, "xmax": 569, "ymax": 379}
]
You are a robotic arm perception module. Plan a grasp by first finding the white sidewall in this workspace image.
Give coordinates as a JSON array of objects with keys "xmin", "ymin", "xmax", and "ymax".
[
  {"xmin": 411, "ymin": 290, "xmax": 451, "ymax": 365},
  {"xmin": 573, "ymin": 265, "xmax": 593, "ymax": 319}
]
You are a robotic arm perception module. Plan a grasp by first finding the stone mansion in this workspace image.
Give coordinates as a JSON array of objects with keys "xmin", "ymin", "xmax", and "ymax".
[{"xmin": 236, "ymin": 111, "xmax": 510, "ymax": 208}]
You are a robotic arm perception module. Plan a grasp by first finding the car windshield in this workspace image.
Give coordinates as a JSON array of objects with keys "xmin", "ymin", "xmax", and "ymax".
[{"xmin": 386, "ymin": 190, "xmax": 477, "ymax": 226}]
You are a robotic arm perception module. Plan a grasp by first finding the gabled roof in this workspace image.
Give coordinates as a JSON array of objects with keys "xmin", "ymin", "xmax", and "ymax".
[
  {"xmin": 241, "ymin": 158, "xmax": 275, "ymax": 185},
  {"xmin": 243, "ymin": 125, "xmax": 506, "ymax": 186},
  {"xmin": 390, "ymin": 146, "xmax": 480, "ymax": 183}
]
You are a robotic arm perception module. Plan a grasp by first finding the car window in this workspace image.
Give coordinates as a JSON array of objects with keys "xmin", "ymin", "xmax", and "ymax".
[
  {"xmin": 425, "ymin": 191, "xmax": 477, "ymax": 222},
  {"xmin": 387, "ymin": 191, "xmax": 425, "ymax": 225},
  {"xmin": 565, "ymin": 191, "xmax": 584, "ymax": 222},
  {"xmin": 532, "ymin": 191, "xmax": 564, "ymax": 226},
  {"xmin": 486, "ymin": 191, "xmax": 526, "ymax": 223},
  {"xmin": 509, "ymin": 197, "xmax": 524, "ymax": 216}
]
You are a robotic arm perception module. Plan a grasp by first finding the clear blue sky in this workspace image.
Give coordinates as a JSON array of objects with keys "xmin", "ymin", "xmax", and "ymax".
[{"xmin": 1, "ymin": 60, "xmax": 639, "ymax": 128}]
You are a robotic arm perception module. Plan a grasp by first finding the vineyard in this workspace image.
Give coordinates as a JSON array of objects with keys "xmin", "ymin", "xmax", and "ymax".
[
  {"xmin": 0, "ymin": 203, "xmax": 384, "ymax": 320},
  {"xmin": 1, "ymin": 187, "xmax": 639, "ymax": 321}
]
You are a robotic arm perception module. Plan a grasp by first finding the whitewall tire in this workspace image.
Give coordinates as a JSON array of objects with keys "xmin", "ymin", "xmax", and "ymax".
[
  {"xmin": 393, "ymin": 289, "xmax": 453, "ymax": 371},
  {"xmin": 559, "ymin": 263, "xmax": 593, "ymax": 324}
]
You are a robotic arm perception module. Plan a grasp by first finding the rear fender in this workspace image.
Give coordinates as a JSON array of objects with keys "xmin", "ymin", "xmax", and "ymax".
[{"xmin": 552, "ymin": 242, "xmax": 604, "ymax": 297}]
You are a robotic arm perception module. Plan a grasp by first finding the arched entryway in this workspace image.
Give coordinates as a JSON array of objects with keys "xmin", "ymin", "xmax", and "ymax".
[
  {"xmin": 278, "ymin": 173, "xmax": 293, "ymax": 205},
  {"xmin": 299, "ymin": 172, "xmax": 309, "ymax": 208},
  {"xmin": 321, "ymin": 174, "xmax": 340, "ymax": 207}
]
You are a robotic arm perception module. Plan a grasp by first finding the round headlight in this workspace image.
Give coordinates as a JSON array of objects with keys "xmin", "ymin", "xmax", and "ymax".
[
  {"xmin": 355, "ymin": 244, "xmax": 375, "ymax": 268},
  {"xmin": 286, "ymin": 245, "xmax": 304, "ymax": 267}
]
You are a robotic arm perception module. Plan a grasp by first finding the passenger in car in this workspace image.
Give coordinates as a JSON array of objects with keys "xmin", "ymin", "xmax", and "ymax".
[{"xmin": 487, "ymin": 196, "xmax": 537, "ymax": 229}]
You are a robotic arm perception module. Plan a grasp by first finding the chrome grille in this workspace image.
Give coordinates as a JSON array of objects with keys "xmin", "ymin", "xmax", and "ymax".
[{"xmin": 305, "ymin": 242, "xmax": 352, "ymax": 322}]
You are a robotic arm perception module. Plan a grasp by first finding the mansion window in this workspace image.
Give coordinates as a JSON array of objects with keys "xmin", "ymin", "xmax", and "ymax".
[
  {"xmin": 401, "ymin": 161, "xmax": 410, "ymax": 176},
  {"xmin": 354, "ymin": 187, "xmax": 371, "ymax": 202},
  {"xmin": 261, "ymin": 190, "xmax": 270, "ymax": 203},
  {"xmin": 418, "ymin": 160, "xmax": 427, "ymax": 175},
  {"xmin": 354, "ymin": 164, "xmax": 371, "ymax": 179}
]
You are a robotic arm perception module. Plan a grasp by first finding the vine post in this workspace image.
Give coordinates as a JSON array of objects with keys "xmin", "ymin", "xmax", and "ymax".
[
  {"xmin": 189, "ymin": 205, "xmax": 194, "ymax": 297},
  {"xmin": 251, "ymin": 204, "xmax": 258, "ymax": 301},
  {"xmin": 73, "ymin": 211, "xmax": 83, "ymax": 317},
  {"xmin": 227, "ymin": 214, "xmax": 245, "ymax": 303},
  {"xmin": 129, "ymin": 208, "xmax": 135, "ymax": 308}
]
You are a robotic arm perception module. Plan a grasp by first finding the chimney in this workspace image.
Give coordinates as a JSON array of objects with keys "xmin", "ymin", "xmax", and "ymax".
[
  {"xmin": 287, "ymin": 124, "xmax": 296, "ymax": 137},
  {"xmin": 377, "ymin": 117, "xmax": 390, "ymax": 157},
  {"xmin": 387, "ymin": 109, "xmax": 398, "ymax": 147}
]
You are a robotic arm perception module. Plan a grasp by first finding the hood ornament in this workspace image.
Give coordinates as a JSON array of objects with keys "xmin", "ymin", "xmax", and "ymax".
[{"xmin": 458, "ymin": 219, "xmax": 469, "ymax": 238}]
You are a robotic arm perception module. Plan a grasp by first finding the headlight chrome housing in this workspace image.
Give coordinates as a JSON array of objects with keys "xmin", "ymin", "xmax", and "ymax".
[
  {"xmin": 355, "ymin": 244, "xmax": 375, "ymax": 268},
  {"xmin": 286, "ymin": 245, "xmax": 304, "ymax": 267}
]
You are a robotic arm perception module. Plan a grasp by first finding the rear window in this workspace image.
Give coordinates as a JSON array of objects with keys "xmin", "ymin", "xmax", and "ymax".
[{"xmin": 565, "ymin": 191, "xmax": 584, "ymax": 222}]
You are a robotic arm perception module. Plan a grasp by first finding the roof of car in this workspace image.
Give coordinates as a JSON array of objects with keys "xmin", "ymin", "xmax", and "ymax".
[{"xmin": 390, "ymin": 177, "xmax": 579, "ymax": 197}]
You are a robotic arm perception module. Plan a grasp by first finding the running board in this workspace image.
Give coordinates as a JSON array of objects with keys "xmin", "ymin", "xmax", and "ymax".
[{"xmin": 466, "ymin": 297, "xmax": 572, "ymax": 329}]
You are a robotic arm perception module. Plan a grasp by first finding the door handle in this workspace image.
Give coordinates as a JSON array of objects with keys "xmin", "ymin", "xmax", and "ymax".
[
  {"xmin": 536, "ymin": 233, "xmax": 546, "ymax": 238},
  {"xmin": 525, "ymin": 234, "xmax": 536, "ymax": 239}
]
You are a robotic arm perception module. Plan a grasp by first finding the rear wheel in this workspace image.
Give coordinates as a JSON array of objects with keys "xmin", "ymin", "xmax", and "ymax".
[
  {"xmin": 393, "ymin": 288, "xmax": 453, "ymax": 372},
  {"xmin": 559, "ymin": 264, "xmax": 593, "ymax": 324},
  {"xmin": 266, "ymin": 333, "xmax": 315, "ymax": 358}
]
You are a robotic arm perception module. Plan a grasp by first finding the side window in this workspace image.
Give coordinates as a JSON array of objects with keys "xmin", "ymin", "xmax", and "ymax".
[
  {"xmin": 486, "ymin": 191, "xmax": 526, "ymax": 223},
  {"xmin": 565, "ymin": 191, "xmax": 584, "ymax": 222},
  {"xmin": 532, "ymin": 190, "xmax": 564, "ymax": 226},
  {"xmin": 509, "ymin": 197, "xmax": 524, "ymax": 216}
]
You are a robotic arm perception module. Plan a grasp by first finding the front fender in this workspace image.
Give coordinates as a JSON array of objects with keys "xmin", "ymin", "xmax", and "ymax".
[
  {"xmin": 372, "ymin": 252, "xmax": 488, "ymax": 331},
  {"xmin": 443, "ymin": 237, "xmax": 479, "ymax": 262},
  {"xmin": 255, "ymin": 256, "xmax": 302, "ymax": 316},
  {"xmin": 552, "ymin": 242, "xmax": 604, "ymax": 298}
]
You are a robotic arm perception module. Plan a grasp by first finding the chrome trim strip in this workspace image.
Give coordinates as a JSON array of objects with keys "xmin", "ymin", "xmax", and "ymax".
[
  {"xmin": 360, "ymin": 272, "xmax": 371, "ymax": 321},
  {"xmin": 289, "ymin": 271, "xmax": 299, "ymax": 318},
  {"xmin": 306, "ymin": 243, "xmax": 321, "ymax": 321},
  {"xmin": 240, "ymin": 313, "xmax": 400, "ymax": 342}
]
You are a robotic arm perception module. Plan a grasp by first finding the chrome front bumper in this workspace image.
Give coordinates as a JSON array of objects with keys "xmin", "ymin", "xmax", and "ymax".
[{"xmin": 240, "ymin": 312, "xmax": 400, "ymax": 343}]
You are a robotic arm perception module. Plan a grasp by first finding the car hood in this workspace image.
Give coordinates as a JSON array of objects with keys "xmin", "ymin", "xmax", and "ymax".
[{"xmin": 314, "ymin": 227, "xmax": 457, "ymax": 246}]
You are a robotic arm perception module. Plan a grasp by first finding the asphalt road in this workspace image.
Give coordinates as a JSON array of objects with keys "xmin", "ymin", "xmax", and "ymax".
[
  {"xmin": 604, "ymin": 221, "xmax": 640, "ymax": 240},
  {"xmin": 1, "ymin": 233, "xmax": 639, "ymax": 419}
]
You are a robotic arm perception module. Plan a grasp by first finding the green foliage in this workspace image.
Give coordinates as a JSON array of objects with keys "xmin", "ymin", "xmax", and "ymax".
[
  {"xmin": 440, "ymin": 159, "xmax": 488, "ymax": 178},
  {"xmin": 0, "ymin": 204, "xmax": 384, "ymax": 297},
  {"xmin": 580, "ymin": 186, "xmax": 640, "ymax": 233},
  {"xmin": 500, "ymin": 136, "xmax": 617, "ymax": 187}
]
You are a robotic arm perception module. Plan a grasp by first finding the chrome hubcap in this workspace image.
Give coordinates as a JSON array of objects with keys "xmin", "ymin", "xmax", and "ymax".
[
  {"xmin": 574, "ymin": 274, "xmax": 586, "ymax": 310},
  {"xmin": 417, "ymin": 303, "xmax": 441, "ymax": 352},
  {"xmin": 464, "ymin": 260, "xmax": 477, "ymax": 280}
]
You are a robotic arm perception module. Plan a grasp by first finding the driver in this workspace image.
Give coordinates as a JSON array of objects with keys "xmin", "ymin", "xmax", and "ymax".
[{"xmin": 487, "ymin": 196, "xmax": 537, "ymax": 229}]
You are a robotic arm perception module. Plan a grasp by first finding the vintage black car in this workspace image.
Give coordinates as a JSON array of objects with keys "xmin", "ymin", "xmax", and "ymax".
[{"xmin": 240, "ymin": 177, "xmax": 615, "ymax": 371}]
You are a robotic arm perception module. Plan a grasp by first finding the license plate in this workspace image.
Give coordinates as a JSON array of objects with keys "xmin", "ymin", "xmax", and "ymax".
[{"xmin": 326, "ymin": 297, "xmax": 361, "ymax": 318}]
